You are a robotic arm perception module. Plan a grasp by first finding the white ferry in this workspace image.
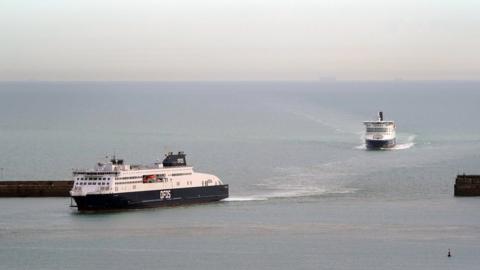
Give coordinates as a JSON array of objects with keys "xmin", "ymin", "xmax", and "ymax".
[
  {"xmin": 363, "ymin": 111, "xmax": 396, "ymax": 150},
  {"xmin": 70, "ymin": 152, "xmax": 228, "ymax": 211}
]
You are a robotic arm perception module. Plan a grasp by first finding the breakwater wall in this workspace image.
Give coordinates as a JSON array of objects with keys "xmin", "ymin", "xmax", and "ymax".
[
  {"xmin": 454, "ymin": 175, "xmax": 480, "ymax": 196},
  {"xmin": 0, "ymin": 181, "xmax": 73, "ymax": 197}
]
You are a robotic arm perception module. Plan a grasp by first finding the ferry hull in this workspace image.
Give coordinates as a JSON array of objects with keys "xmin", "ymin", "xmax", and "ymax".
[
  {"xmin": 72, "ymin": 185, "xmax": 229, "ymax": 211},
  {"xmin": 365, "ymin": 139, "xmax": 396, "ymax": 150}
]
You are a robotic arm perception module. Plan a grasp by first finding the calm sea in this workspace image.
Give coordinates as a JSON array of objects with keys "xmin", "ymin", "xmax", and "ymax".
[{"xmin": 0, "ymin": 81, "xmax": 479, "ymax": 270}]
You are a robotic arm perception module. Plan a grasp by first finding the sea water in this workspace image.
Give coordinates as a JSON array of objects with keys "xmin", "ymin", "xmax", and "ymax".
[{"xmin": 0, "ymin": 81, "xmax": 479, "ymax": 270}]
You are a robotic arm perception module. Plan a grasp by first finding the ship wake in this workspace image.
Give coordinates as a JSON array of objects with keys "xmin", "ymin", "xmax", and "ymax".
[
  {"xmin": 223, "ymin": 196, "xmax": 267, "ymax": 202},
  {"xmin": 391, "ymin": 135, "xmax": 416, "ymax": 150},
  {"xmin": 224, "ymin": 186, "xmax": 356, "ymax": 202},
  {"xmin": 225, "ymin": 166, "xmax": 358, "ymax": 202}
]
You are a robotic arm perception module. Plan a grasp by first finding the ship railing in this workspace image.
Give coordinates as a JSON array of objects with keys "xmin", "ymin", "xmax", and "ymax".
[{"xmin": 72, "ymin": 170, "xmax": 120, "ymax": 175}]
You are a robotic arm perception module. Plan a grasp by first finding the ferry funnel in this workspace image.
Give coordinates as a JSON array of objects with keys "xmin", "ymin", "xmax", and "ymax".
[{"xmin": 378, "ymin": 111, "xmax": 384, "ymax": 121}]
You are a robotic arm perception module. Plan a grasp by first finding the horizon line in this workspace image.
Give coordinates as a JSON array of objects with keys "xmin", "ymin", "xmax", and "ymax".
[{"xmin": 1, "ymin": 79, "xmax": 480, "ymax": 83}]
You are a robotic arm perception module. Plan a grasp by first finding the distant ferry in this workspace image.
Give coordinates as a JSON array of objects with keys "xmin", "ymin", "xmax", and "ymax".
[
  {"xmin": 70, "ymin": 152, "xmax": 228, "ymax": 211},
  {"xmin": 363, "ymin": 112, "xmax": 396, "ymax": 150}
]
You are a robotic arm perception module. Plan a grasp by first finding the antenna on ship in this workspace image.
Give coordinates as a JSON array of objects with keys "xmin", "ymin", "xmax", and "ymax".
[{"xmin": 112, "ymin": 150, "xmax": 118, "ymax": 163}]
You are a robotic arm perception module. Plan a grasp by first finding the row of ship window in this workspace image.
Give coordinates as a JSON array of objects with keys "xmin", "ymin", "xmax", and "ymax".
[
  {"xmin": 76, "ymin": 182, "xmax": 109, "ymax": 186},
  {"xmin": 116, "ymin": 176, "xmax": 143, "ymax": 180},
  {"xmin": 366, "ymin": 128, "xmax": 392, "ymax": 132},
  {"xmin": 116, "ymin": 181, "xmax": 143, "ymax": 185},
  {"xmin": 77, "ymin": 177, "xmax": 111, "ymax": 181},
  {"xmin": 77, "ymin": 174, "xmax": 190, "ymax": 181},
  {"xmin": 171, "ymin": 173, "xmax": 192, "ymax": 176},
  {"xmin": 80, "ymin": 172, "xmax": 115, "ymax": 175},
  {"xmin": 75, "ymin": 180, "xmax": 169, "ymax": 186}
]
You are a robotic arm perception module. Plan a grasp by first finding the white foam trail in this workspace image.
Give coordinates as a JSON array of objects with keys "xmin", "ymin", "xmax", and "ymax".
[
  {"xmin": 355, "ymin": 132, "xmax": 367, "ymax": 149},
  {"xmin": 223, "ymin": 197, "xmax": 267, "ymax": 202},
  {"xmin": 287, "ymin": 110, "xmax": 360, "ymax": 135},
  {"xmin": 224, "ymin": 187, "xmax": 357, "ymax": 202},
  {"xmin": 390, "ymin": 135, "xmax": 416, "ymax": 151},
  {"xmin": 355, "ymin": 144, "xmax": 366, "ymax": 150},
  {"xmin": 390, "ymin": 142, "xmax": 414, "ymax": 150},
  {"xmin": 355, "ymin": 135, "xmax": 416, "ymax": 151},
  {"xmin": 262, "ymin": 188, "xmax": 357, "ymax": 199}
]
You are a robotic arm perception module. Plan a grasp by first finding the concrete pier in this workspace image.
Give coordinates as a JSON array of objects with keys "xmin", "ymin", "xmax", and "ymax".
[
  {"xmin": 0, "ymin": 181, "xmax": 73, "ymax": 197},
  {"xmin": 454, "ymin": 175, "xmax": 480, "ymax": 196}
]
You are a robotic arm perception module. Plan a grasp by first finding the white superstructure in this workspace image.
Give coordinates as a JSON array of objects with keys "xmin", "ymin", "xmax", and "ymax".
[{"xmin": 70, "ymin": 154, "xmax": 223, "ymax": 197}]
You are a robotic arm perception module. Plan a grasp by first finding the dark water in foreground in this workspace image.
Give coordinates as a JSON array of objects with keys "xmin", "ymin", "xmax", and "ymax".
[{"xmin": 0, "ymin": 81, "xmax": 479, "ymax": 269}]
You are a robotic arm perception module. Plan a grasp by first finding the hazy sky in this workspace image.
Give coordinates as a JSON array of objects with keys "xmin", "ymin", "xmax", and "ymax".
[{"xmin": 1, "ymin": 0, "xmax": 479, "ymax": 81}]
